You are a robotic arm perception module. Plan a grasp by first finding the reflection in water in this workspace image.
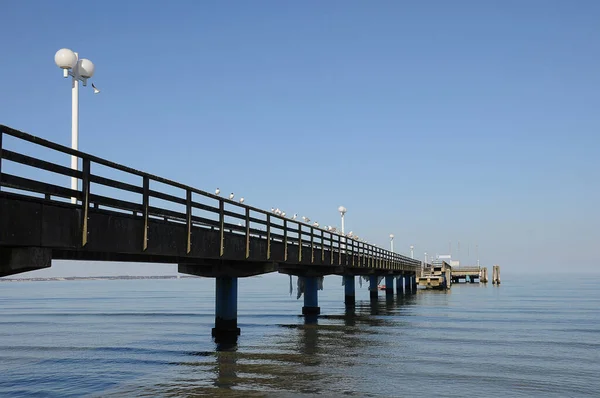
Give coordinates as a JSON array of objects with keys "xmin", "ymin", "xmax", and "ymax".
[
  {"xmin": 214, "ymin": 341, "xmax": 238, "ymax": 389},
  {"xmin": 104, "ymin": 294, "xmax": 418, "ymax": 397}
]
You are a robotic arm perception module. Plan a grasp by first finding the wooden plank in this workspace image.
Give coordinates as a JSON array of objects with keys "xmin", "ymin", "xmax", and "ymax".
[
  {"xmin": 186, "ymin": 189, "xmax": 192, "ymax": 254},
  {"xmin": 89, "ymin": 193, "xmax": 143, "ymax": 212},
  {"xmin": 149, "ymin": 189, "xmax": 186, "ymax": 206},
  {"xmin": 0, "ymin": 173, "xmax": 79, "ymax": 200},
  {"xmin": 2, "ymin": 149, "xmax": 81, "ymax": 178},
  {"xmin": 81, "ymin": 159, "xmax": 90, "ymax": 247},
  {"xmin": 190, "ymin": 200, "xmax": 219, "ymax": 214},
  {"xmin": 90, "ymin": 174, "xmax": 143, "ymax": 194}
]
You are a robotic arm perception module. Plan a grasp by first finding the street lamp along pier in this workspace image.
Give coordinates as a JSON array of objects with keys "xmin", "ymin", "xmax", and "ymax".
[{"xmin": 54, "ymin": 48, "xmax": 99, "ymax": 204}]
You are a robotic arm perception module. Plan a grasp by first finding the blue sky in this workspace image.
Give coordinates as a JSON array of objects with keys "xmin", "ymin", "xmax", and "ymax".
[{"xmin": 1, "ymin": 0, "xmax": 599, "ymax": 277}]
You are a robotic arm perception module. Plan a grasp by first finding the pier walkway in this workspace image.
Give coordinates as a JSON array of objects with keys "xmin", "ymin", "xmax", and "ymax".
[{"xmin": 0, "ymin": 125, "xmax": 422, "ymax": 341}]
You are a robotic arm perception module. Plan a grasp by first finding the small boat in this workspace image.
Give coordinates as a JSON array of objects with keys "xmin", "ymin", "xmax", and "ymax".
[{"xmin": 378, "ymin": 285, "xmax": 386, "ymax": 290}]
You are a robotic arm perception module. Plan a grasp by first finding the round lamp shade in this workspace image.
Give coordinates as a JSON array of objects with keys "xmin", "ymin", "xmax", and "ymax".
[
  {"xmin": 54, "ymin": 48, "xmax": 77, "ymax": 69},
  {"xmin": 76, "ymin": 59, "xmax": 95, "ymax": 78}
]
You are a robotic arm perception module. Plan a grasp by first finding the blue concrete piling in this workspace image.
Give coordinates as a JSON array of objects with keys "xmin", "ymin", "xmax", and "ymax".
[
  {"xmin": 404, "ymin": 275, "xmax": 411, "ymax": 294},
  {"xmin": 396, "ymin": 275, "xmax": 404, "ymax": 295},
  {"xmin": 369, "ymin": 275, "xmax": 379, "ymax": 300},
  {"xmin": 344, "ymin": 275, "xmax": 355, "ymax": 306},
  {"xmin": 411, "ymin": 275, "xmax": 418, "ymax": 292},
  {"xmin": 385, "ymin": 275, "xmax": 394, "ymax": 296},
  {"xmin": 302, "ymin": 276, "xmax": 320, "ymax": 316},
  {"xmin": 212, "ymin": 277, "xmax": 240, "ymax": 342}
]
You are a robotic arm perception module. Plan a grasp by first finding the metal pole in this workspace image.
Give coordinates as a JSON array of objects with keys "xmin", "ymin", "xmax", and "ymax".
[
  {"xmin": 390, "ymin": 239, "xmax": 394, "ymax": 252},
  {"xmin": 71, "ymin": 53, "xmax": 79, "ymax": 204},
  {"xmin": 341, "ymin": 214, "xmax": 345, "ymax": 234}
]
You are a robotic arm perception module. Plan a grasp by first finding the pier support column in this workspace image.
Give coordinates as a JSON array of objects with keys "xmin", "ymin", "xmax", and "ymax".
[
  {"xmin": 212, "ymin": 277, "xmax": 240, "ymax": 342},
  {"xmin": 369, "ymin": 275, "xmax": 378, "ymax": 300},
  {"xmin": 385, "ymin": 276, "xmax": 394, "ymax": 296},
  {"xmin": 344, "ymin": 275, "xmax": 355, "ymax": 306},
  {"xmin": 404, "ymin": 275, "xmax": 411, "ymax": 294},
  {"xmin": 411, "ymin": 275, "xmax": 417, "ymax": 292},
  {"xmin": 302, "ymin": 276, "xmax": 320, "ymax": 316},
  {"xmin": 396, "ymin": 275, "xmax": 404, "ymax": 295}
]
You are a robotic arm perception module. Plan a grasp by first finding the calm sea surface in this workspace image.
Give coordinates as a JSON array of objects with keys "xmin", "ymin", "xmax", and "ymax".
[{"xmin": 1, "ymin": 273, "xmax": 599, "ymax": 397}]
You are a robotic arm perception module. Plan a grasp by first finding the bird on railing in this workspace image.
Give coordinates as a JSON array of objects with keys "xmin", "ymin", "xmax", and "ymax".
[
  {"xmin": 229, "ymin": 193, "xmax": 234, "ymax": 200},
  {"xmin": 275, "ymin": 208, "xmax": 281, "ymax": 215},
  {"xmin": 313, "ymin": 221, "xmax": 319, "ymax": 228},
  {"xmin": 271, "ymin": 207, "xmax": 275, "ymax": 213},
  {"xmin": 281, "ymin": 211, "xmax": 286, "ymax": 217},
  {"xmin": 347, "ymin": 231, "xmax": 353, "ymax": 237},
  {"xmin": 239, "ymin": 197, "xmax": 245, "ymax": 204},
  {"xmin": 215, "ymin": 188, "xmax": 221, "ymax": 196},
  {"xmin": 292, "ymin": 214, "xmax": 297, "ymax": 220}
]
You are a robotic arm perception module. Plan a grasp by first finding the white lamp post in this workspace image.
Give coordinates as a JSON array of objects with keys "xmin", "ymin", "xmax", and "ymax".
[
  {"xmin": 389, "ymin": 234, "xmax": 394, "ymax": 252},
  {"xmin": 338, "ymin": 206, "xmax": 347, "ymax": 252},
  {"xmin": 54, "ymin": 48, "xmax": 96, "ymax": 204},
  {"xmin": 338, "ymin": 206, "xmax": 347, "ymax": 234},
  {"xmin": 410, "ymin": 245, "xmax": 414, "ymax": 259}
]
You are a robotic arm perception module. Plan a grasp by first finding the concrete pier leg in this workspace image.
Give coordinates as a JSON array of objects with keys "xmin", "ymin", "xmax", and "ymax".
[
  {"xmin": 302, "ymin": 276, "xmax": 320, "ymax": 316},
  {"xmin": 344, "ymin": 275, "xmax": 355, "ymax": 306},
  {"xmin": 411, "ymin": 275, "xmax": 417, "ymax": 292},
  {"xmin": 212, "ymin": 277, "xmax": 240, "ymax": 342},
  {"xmin": 396, "ymin": 276, "xmax": 404, "ymax": 295},
  {"xmin": 385, "ymin": 276, "xmax": 394, "ymax": 296},
  {"xmin": 404, "ymin": 275, "xmax": 411, "ymax": 294},
  {"xmin": 369, "ymin": 275, "xmax": 378, "ymax": 300}
]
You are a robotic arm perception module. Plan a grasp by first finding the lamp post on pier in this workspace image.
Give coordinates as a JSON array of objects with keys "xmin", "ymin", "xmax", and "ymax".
[
  {"xmin": 338, "ymin": 206, "xmax": 347, "ymax": 234},
  {"xmin": 54, "ymin": 48, "xmax": 97, "ymax": 204},
  {"xmin": 389, "ymin": 234, "xmax": 394, "ymax": 252}
]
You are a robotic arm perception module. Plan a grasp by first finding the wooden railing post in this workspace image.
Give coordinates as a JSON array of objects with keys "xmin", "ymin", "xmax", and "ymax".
[
  {"xmin": 80, "ymin": 158, "xmax": 90, "ymax": 247},
  {"xmin": 338, "ymin": 234, "xmax": 342, "ymax": 265},
  {"xmin": 266, "ymin": 214, "xmax": 271, "ymax": 260},
  {"xmin": 186, "ymin": 189, "xmax": 192, "ymax": 254},
  {"xmin": 310, "ymin": 227, "xmax": 314, "ymax": 263},
  {"xmin": 328, "ymin": 233, "xmax": 333, "ymax": 265},
  {"xmin": 219, "ymin": 199, "xmax": 225, "ymax": 257},
  {"xmin": 298, "ymin": 223, "xmax": 302, "ymax": 262},
  {"xmin": 142, "ymin": 176, "xmax": 149, "ymax": 251},
  {"xmin": 283, "ymin": 219, "xmax": 288, "ymax": 261},
  {"xmin": 0, "ymin": 131, "xmax": 3, "ymax": 190},
  {"xmin": 320, "ymin": 230, "xmax": 324, "ymax": 263},
  {"xmin": 245, "ymin": 207, "xmax": 250, "ymax": 259}
]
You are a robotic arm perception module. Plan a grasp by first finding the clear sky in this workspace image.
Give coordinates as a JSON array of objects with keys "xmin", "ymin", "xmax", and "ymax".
[{"xmin": 1, "ymin": 0, "xmax": 599, "ymax": 277}]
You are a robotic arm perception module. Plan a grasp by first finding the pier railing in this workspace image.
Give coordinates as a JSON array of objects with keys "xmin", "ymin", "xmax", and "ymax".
[{"xmin": 0, "ymin": 125, "xmax": 419, "ymax": 270}]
